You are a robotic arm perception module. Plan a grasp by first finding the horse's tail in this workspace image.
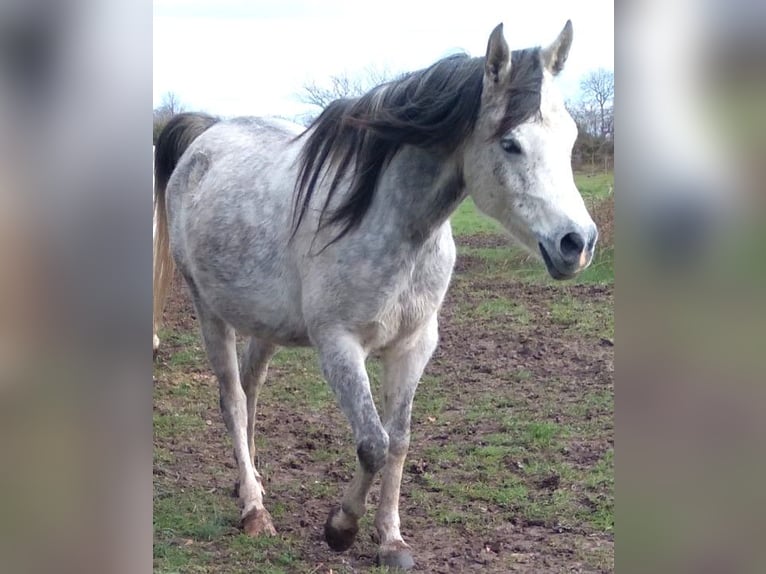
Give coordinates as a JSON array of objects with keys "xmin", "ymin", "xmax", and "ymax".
[{"xmin": 153, "ymin": 113, "xmax": 219, "ymax": 353}]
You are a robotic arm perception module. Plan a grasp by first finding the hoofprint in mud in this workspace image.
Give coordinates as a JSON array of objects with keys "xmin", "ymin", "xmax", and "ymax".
[{"xmin": 153, "ymin": 21, "xmax": 596, "ymax": 570}]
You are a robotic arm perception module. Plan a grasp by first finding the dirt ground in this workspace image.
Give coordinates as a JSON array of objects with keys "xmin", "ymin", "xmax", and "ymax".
[{"xmin": 154, "ymin": 243, "xmax": 614, "ymax": 573}]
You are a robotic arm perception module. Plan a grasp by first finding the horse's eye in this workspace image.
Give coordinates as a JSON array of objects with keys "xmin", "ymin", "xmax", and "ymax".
[{"xmin": 501, "ymin": 138, "xmax": 522, "ymax": 155}]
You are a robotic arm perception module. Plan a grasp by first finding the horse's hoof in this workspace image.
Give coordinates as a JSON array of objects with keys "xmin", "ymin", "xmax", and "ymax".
[
  {"xmin": 241, "ymin": 507, "xmax": 276, "ymax": 537},
  {"xmin": 376, "ymin": 542, "xmax": 415, "ymax": 571},
  {"xmin": 324, "ymin": 506, "xmax": 358, "ymax": 552}
]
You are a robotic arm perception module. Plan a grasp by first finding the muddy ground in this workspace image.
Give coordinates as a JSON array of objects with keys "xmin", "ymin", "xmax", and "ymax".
[{"xmin": 153, "ymin": 241, "xmax": 614, "ymax": 573}]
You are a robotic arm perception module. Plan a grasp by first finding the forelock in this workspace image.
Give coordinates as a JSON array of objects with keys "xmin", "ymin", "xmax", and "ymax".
[{"xmin": 492, "ymin": 47, "xmax": 544, "ymax": 138}]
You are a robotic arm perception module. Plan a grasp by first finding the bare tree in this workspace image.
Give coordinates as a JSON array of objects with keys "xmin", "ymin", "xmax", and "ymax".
[
  {"xmin": 579, "ymin": 69, "xmax": 614, "ymax": 139},
  {"xmin": 567, "ymin": 99, "xmax": 600, "ymax": 169},
  {"xmin": 567, "ymin": 99, "xmax": 599, "ymax": 138},
  {"xmin": 153, "ymin": 91, "xmax": 186, "ymax": 143},
  {"xmin": 301, "ymin": 75, "xmax": 364, "ymax": 110},
  {"xmin": 159, "ymin": 92, "xmax": 185, "ymax": 116},
  {"xmin": 567, "ymin": 68, "xmax": 615, "ymax": 174},
  {"xmin": 296, "ymin": 66, "xmax": 395, "ymax": 124}
]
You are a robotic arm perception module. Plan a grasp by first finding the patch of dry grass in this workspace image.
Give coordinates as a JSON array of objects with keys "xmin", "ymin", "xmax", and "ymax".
[{"xmin": 588, "ymin": 192, "xmax": 614, "ymax": 251}]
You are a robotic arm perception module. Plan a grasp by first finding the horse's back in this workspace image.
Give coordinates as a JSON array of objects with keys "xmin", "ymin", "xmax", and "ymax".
[{"xmin": 166, "ymin": 117, "xmax": 309, "ymax": 344}]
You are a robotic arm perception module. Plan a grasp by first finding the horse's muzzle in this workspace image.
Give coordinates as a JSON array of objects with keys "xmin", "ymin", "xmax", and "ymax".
[{"xmin": 539, "ymin": 226, "xmax": 598, "ymax": 280}]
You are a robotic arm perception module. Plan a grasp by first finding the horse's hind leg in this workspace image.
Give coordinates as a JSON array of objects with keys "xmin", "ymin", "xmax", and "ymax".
[
  {"xmin": 196, "ymin": 309, "xmax": 276, "ymax": 536},
  {"xmin": 315, "ymin": 330, "xmax": 389, "ymax": 553},
  {"xmin": 374, "ymin": 317, "xmax": 439, "ymax": 570},
  {"xmin": 239, "ymin": 337, "xmax": 276, "ymax": 486}
]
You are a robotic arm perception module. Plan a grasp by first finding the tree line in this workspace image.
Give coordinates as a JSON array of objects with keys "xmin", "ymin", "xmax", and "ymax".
[{"xmin": 566, "ymin": 68, "xmax": 614, "ymax": 173}]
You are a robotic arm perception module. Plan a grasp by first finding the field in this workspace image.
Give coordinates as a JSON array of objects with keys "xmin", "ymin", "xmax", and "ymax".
[{"xmin": 153, "ymin": 173, "xmax": 614, "ymax": 573}]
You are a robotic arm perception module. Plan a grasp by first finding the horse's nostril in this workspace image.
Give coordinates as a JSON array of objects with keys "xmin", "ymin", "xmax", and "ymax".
[{"xmin": 559, "ymin": 232, "xmax": 585, "ymax": 263}]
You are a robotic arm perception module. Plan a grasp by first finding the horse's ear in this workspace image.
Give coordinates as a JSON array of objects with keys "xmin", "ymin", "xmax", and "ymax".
[
  {"xmin": 542, "ymin": 20, "xmax": 573, "ymax": 75},
  {"xmin": 485, "ymin": 23, "xmax": 510, "ymax": 86}
]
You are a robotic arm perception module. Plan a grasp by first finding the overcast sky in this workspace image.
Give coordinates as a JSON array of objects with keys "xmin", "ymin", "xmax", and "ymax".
[{"xmin": 153, "ymin": 0, "xmax": 614, "ymax": 120}]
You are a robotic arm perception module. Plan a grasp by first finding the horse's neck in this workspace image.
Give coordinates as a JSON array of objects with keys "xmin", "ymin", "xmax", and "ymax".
[{"xmin": 377, "ymin": 146, "xmax": 467, "ymax": 242}]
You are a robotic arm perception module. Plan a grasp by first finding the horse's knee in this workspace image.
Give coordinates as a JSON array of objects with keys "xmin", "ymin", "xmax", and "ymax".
[
  {"xmin": 387, "ymin": 432, "xmax": 410, "ymax": 458},
  {"xmin": 356, "ymin": 431, "xmax": 389, "ymax": 474}
]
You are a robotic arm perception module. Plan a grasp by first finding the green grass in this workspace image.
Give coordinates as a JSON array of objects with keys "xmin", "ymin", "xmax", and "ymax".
[
  {"xmin": 167, "ymin": 347, "xmax": 206, "ymax": 369},
  {"xmin": 412, "ymin": 377, "xmax": 448, "ymax": 416},
  {"xmin": 566, "ymin": 389, "xmax": 614, "ymax": 422},
  {"xmin": 153, "ymin": 487, "xmax": 304, "ymax": 573},
  {"xmin": 563, "ymin": 447, "xmax": 615, "ymax": 532},
  {"xmin": 269, "ymin": 346, "xmax": 315, "ymax": 368},
  {"xmin": 413, "ymin": 396, "xmax": 611, "ymax": 532},
  {"xmin": 154, "ymin": 489, "xmax": 235, "ymax": 542},
  {"xmin": 450, "ymin": 197, "xmax": 505, "ymax": 236},
  {"xmin": 518, "ymin": 421, "xmax": 565, "ymax": 449},
  {"xmin": 458, "ymin": 297, "xmax": 531, "ymax": 325},
  {"xmin": 549, "ymin": 295, "xmax": 614, "ymax": 339},
  {"xmin": 158, "ymin": 329, "xmax": 207, "ymax": 370},
  {"xmin": 576, "ymin": 247, "xmax": 614, "ymax": 284},
  {"xmin": 153, "ymin": 412, "xmax": 206, "ymax": 438},
  {"xmin": 574, "ymin": 172, "xmax": 614, "ymax": 200}
]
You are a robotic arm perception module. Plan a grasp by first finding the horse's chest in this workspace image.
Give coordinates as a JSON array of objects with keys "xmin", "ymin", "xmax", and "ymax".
[
  {"xmin": 307, "ymin": 228, "xmax": 456, "ymax": 351},
  {"xmin": 394, "ymin": 286, "xmax": 440, "ymax": 328},
  {"xmin": 362, "ymin": 269, "xmax": 449, "ymax": 351}
]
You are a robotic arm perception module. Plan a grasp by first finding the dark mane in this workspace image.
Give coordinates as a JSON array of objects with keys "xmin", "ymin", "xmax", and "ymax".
[{"xmin": 292, "ymin": 48, "xmax": 543, "ymax": 244}]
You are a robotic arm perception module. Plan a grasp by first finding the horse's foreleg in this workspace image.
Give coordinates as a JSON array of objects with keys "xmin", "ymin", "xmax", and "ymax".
[
  {"xmin": 375, "ymin": 317, "xmax": 439, "ymax": 570},
  {"xmin": 316, "ymin": 331, "xmax": 389, "ymax": 552},
  {"xmin": 197, "ymin": 312, "xmax": 276, "ymax": 537}
]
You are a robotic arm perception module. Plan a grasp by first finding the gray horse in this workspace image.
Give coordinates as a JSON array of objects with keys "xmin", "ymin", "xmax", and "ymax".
[{"xmin": 153, "ymin": 21, "xmax": 596, "ymax": 570}]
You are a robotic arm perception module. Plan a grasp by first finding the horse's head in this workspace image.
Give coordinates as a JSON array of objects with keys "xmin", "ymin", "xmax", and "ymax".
[{"xmin": 464, "ymin": 21, "xmax": 597, "ymax": 280}]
